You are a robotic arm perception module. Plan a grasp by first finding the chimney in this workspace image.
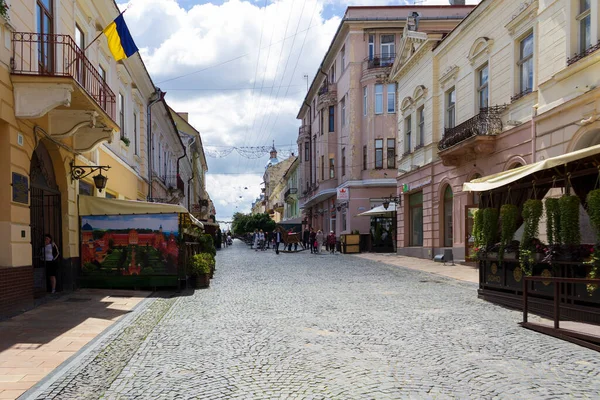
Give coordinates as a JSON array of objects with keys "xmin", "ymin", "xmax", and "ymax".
[
  {"xmin": 177, "ymin": 112, "xmax": 189, "ymax": 122},
  {"xmin": 449, "ymin": 0, "xmax": 466, "ymax": 4}
]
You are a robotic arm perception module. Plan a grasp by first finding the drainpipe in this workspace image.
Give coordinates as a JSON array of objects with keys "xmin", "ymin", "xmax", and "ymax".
[
  {"xmin": 531, "ymin": 104, "xmax": 538, "ymax": 164},
  {"xmin": 147, "ymin": 88, "xmax": 164, "ymax": 200},
  {"xmin": 187, "ymin": 172, "xmax": 194, "ymax": 210}
]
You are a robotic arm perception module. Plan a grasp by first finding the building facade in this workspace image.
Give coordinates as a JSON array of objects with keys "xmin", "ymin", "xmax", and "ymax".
[
  {"xmin": 393, "ymin": 0, "xmax": 600, "ymax": 260},
  {"xmin": 282, "ymin": 157, "xmax": 300, "ymax": 223},
  {"xmin": 297, "ymin": 5, "xmax": 473, "ymax": 236},
  {"xmin": 0, "ymin": 0, "xmax": 210, "ymax": 317}
]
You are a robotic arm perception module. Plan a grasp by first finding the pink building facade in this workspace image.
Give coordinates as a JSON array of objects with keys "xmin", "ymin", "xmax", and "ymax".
[{"xmin": 297, "ymin": 5, "xmax": 473, "ymax": 236}]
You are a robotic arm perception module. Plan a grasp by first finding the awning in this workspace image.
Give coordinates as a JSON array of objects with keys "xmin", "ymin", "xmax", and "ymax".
[
  {"xmin": 356, "ymin": 203, "xmax": 397, "ymax": 217},
  {"xmin": 278, "ymin": 216, "xmax": 304, "ymax": 225},
  {"xmin": 78, "ymin": 196, "xmax": 203, "ymax": 228},
  {"xmin": 299, "ymin": 189, "xmax": 337, "ymax": 209},
  {"xmin": 463, "ymin": 143, "xmax": 600, "ymax": 192}
]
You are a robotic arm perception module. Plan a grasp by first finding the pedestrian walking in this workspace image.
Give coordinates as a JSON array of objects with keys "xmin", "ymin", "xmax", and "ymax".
[
  {"xmin": 259, "ymin": 229, "xmax": 266, "ymax": 251},
  {"xmin": 43, "ymin": 234, "xmax": 60, "ymax": 294},
  {"xmin": 316, "ymin": 229, "xmax": 324, "ymax": 254},
  {"xmin": 274, "ymin": 229, "xmax": 283, "ymax": 254},
  {"xmin": 302, "ymin": 227, "xmax": 310, "ymax": 250},
  {"xmin": 309, "ymin": 228, "xmax": 316, "ymax": 254},
  {"xmin": 253, "ymin": 229, "xmax": 259, "ymax": 251},
  {"xmin": 327, "ymin": 231, "xmax": 336, "ymax": 254}
]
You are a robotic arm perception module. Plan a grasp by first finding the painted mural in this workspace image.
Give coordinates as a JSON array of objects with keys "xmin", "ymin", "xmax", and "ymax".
[{"xmin": 80, "ymin": 214, "xmax": 179, "ymax": 276}]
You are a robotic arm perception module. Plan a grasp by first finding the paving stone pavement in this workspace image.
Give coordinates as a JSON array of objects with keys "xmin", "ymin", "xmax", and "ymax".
[{"xmin": 24, "ymin": 240, "xmax": 600, "ymax": 399}]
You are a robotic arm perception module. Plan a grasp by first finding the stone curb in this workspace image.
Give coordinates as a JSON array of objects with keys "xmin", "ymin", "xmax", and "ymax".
[{"xmin": 18, "ymin": 295, "xmax": 157, "ymax": 400}]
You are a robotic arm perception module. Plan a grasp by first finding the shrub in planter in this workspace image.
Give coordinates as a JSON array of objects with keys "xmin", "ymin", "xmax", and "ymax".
[
  {"xmin": 499, "ymin": 204, "xmax": 519, "ymax": 262},
  {"xmin": 482, "ymin": 208, "xmax": 499, "ymax": 251},
  {"xmin": 585, "ymin": 189, "xmax": 600, "ymax": 294},
  {"xmin": 545, "ymin": 198, "xmax": 561, "ymax": 246},
  {"xmin": 559, "ymin": 195, "xmax": 581, "ymax": 247},
  {"xmin": 472, "ymin": 209, "xmax": 484, "ymax": 249},
  {"xmin": 190, "ymin": 253, "xmax": 212, "ymax": 288},
  {"xmin": 519, "ymin": 199, "xmax": 543, "ymax": 275}
]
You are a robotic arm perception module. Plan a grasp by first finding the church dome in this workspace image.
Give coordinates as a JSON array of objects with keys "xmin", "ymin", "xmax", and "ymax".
[{"xmin": 265, "ymin": 142, "xmax": 279, "ymax": 169}]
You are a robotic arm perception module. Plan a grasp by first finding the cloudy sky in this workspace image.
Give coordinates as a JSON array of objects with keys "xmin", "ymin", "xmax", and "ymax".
[{"xmin": 117, "ymin": 0, "xmax": 480, "ymax": 226}]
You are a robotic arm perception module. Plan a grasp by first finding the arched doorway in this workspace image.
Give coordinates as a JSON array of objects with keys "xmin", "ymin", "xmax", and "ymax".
[
  {"xmin": 30, "ymin": 142, "xmax": 62, "ymax": 295},
  {"xmin": 442, "ymin": 185, "xmax": 453, "ymax": 248}
]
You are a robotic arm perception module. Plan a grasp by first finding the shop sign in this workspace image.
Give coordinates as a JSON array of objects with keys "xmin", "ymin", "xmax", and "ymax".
[
  {"xmin": 337, "ymin": 187, "xmax": 350, "ymax": 200},
  {"xmin": 400, "ymin": 179, "xmax": 431, "ymax": 193},
  {"xmin": 12, "ymin": 173, "xmax": 29, "ymax": 204}
]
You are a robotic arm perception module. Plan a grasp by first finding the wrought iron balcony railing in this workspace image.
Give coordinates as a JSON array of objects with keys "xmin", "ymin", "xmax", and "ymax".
[
  {"xmin": 284, "ymin": 187, "xmax": 298, "ymax": 199},
  {"xmin": 364, "ymin": 53, "xmax": 396, "ymax": 70},
  {"xmin": 567, "ymin": 41, "xmax": 600, "ymax": 66},
  {"xmin": 299, "ymin": 125, "xmax": 311, "ymax": 136},
  {"xmin": 438, "ymin": 106, "xmax": 506, "ymax": 151},
  {"xmin": 156, "ymin": 174, "xmax": 185, "ymax": 193},
  {"xmin": 11, "ymin": 32, "xmax": 117, "ymax": 120}
]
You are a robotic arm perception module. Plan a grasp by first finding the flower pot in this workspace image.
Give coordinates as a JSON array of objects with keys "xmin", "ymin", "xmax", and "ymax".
[
  {"xmin": 503, "ymin": 252, "xmax": 517, "ymax": 261},
  {"xmin": 195, "ymin": 273, "xmax": 210, "ymax": 289}
]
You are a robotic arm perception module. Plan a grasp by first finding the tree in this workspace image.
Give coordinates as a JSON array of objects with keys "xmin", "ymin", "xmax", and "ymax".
[{"xmin": 232, "ymin": 212, "xmax": 276, "ymax": 234}]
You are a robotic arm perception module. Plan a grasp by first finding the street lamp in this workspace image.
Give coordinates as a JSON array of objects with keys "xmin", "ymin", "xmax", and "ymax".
[
  {"xmin": 382, "ymin": 193, "xmax": 400, "ymax": 210},
  {"xmin": 70, "ymin": 160, "xmax": 111, "ymax": 192}
]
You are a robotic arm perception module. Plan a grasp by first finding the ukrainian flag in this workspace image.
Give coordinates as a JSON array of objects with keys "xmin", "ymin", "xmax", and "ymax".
[{"xmin": 103, "ymin": 13, "xmax": 139, "ymax": 61}]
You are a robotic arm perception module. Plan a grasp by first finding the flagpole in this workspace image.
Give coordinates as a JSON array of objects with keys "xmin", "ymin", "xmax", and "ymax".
[{"xmin": 83, "ymin": 7, "xmax": 128, "ymax": 52}]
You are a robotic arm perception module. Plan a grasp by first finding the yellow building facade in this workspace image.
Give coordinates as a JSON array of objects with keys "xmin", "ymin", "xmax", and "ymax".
[{"xmin": 0, "ymin": 0, "xmax": 165, "ymax": 317}]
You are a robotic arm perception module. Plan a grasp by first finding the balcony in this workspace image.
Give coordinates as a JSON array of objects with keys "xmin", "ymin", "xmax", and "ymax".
[
  {"xmin": 362, "ymin": 53, "xmax": 396, "ymax": 80},
  {"xmin": 438, "ymin": 106, "xmax": 506, "ymax": 167},
  {"xmin": 284, "ymin": 187, "xmax": 298, "ymax": 203},
  {"xmin": 567, "ymin": 41, "xmax": 600, "ymax": 66},
  {"xmin": 317, "ymin": 82, "xmax": 337, "ymax": 109},
  {"xmin": 299, "ymin": 125, "xmax": 311, "ymax": 139},
  {"xmin": 11, "ymin": 32, "xmax": 118, "ymax": 152}
]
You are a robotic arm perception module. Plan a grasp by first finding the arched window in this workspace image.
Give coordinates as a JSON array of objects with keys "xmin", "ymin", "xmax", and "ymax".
[{"xmin": 443, "ymin": 185, "xmax": 453, "ymax": 247}]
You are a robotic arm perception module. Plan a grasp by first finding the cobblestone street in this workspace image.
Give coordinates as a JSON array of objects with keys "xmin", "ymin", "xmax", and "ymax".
[{"xmin": 26, "ymin": 241, "xmax": 600, "ymax": 399}]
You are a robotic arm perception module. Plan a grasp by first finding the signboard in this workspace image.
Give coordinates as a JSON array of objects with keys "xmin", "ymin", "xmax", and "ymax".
[
  {"xmin": 12, "ymin": 173, "xmax": 29, "ymax": 204},
  {"xmin": 191, "ymin": 204, "xmax": 201, "ymax": 213},
  {"xmin": 80, "ymin": 214, "xmax": 180, "ymax": 277},
  {"xmin": 400, "ymin": 179, "xmax": 431, "ymax": 193},
  {"xmin": 337, "ymin": 187, "xmax": 350, "ymax": 201}
]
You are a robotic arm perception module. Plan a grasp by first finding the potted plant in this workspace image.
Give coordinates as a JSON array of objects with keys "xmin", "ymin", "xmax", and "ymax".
[
  {"xmin": 585, "ymin": 189, "xmax": 600, "ymax": 294},
  {"xmin": 544, "ymin": 197, "xmax": 561, "ymax": 262},
  {"xmin": 0, "ymin": 0, "xmax": 10, "ymax": 22},
  {"xmin": 197, "ymin": 252, "xmax": 216, "ymax": 279},
  {"xmin": 499, "ymin": 204, "xmax": 519, "ymax": 262},
  {"xmin": 558, "ymin": 195, "xmax": 580, "ymax": 259},
  {"xmin": 190, "ymin": 253, "xmax": 211, "ymax": 288},
  {"xmin": 482, "ymin": 208, "xmax": 499, "ymax": 258},
  {"xmin": 120, "ymin": 136, "xmax": 131, "ymax": 147},
  {"xmin": 519, "ymin": 199, "xmax": 543, "ymax": 275},
  {"xmin": 472, "ymin": 209, "xmax": 484, "ymax": 259}
]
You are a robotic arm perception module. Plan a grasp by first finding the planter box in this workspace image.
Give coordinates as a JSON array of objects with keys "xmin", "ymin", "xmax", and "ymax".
[{"xmin": 192, "ymin": 273, "xmax": 210, "ymax": 289}]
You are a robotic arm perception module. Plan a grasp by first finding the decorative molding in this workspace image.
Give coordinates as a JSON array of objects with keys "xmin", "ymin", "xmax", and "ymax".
[
  {"xmin": 13, "ymin": 83, "xmax": 74, "ymax": 119},
  {"xmin": 439, "ymin": 65, "xmax": 459, "ymax": 89},
  {"xmin": 400, "ymin": 96, "xmax": 414, "ymax": 112},
  {"xmin": 468, "ymin": 37, "xmax": 494, "ymax": 65},
  {"xmin": 49, "ymin": 110, "xmax": 114, "ymax": 153},
  {"xmin": 413, "ymin": 85, "xmax": 427, "ymax": 101},
  {"xmin": 505, "ymin": 0, "xmax": 539, "ymax": 35}
]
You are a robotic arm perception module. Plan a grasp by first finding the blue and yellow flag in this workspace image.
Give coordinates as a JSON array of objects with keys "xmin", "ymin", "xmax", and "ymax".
[{"xmin": 103, "ymin": 13, "xmax": 138, "ymax": 61}]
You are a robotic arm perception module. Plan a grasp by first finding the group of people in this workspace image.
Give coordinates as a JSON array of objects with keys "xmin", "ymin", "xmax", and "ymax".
[
  {"xmin": 215, "ymin": 229, "xmax": 233, "ymax": 249},
  {"xmin": 303, "ymin": 227, "xmax": 337, "ymax": 254}
]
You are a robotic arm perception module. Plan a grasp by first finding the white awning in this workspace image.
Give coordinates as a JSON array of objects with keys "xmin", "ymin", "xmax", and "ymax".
[
  {"xmin": 78, "ymin": 196, "xmax": 203, "ymax": 228},
  {"xmin": 463, "ymin": 143, "xmax": 600, "ymax": 192},
  {"xmin": 356, "ymin": 203, "xmax": 397, "ymax": 217}
]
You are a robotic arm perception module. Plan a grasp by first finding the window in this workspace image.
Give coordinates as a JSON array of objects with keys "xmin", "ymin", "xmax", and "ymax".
[
  {"xmin": 98, "ymin": 65, "xmax": 107, "ymax": 108},
  {"xmin": 443, "ymin": 186, "xmax": 453, "ymax": 247},
  {"xmin": 330, "ymin": 62, "xmax": 336, "ymax": 83},
  {"xmin": 409, "ymin": 192, "xmax": 423, "ymax": 246},
  {"xmin": 380, "ymin": 35, "xmax": 395, "ymax": 66},
  {"xmin": 405, "ymin": 115, "xmax": 412, "ymax": 154},
  {"xmin": 105, "ymin": 192, "xmax": 117, "ymax": 199},
  {"xmin": 518, "ymin": 33, "xmax": 534, "ymax": 93},
  {"xmin": 342, "ymin": 148, "xmax": 346, "ymax": 176},
  {"xmin": 477, "ymin": 64, "xmax": 489, "ymax": 110},
  {"xmin": 37, "ymin": 0, "xmax": 53, "ymax": 73},
  {"xmin": 118, "ymin": 93, "xmax": 125, "ymax": 139},
  {"xmin": 417, "ymin": 106, "xmax": 424, "ymax": 147},
  {"xmin": 98, "ymin": 65, "xmax": 106, "ymax": 81},
  {"xmin": 299, "ymin": 147, "xmax": 302, "ymax": 163},
  {"xmin": 313, "ymin": 100, "xmax": 316, "ymax": 119},
  {"xmin": 341, "ymin": 45, "xmax": 346, "ymax": 71},
  {"xmin": 341, "ymin": 97, "xmax": 346, "ymax": 127},
  {"xmin": 321, "ymin": 155, "xmax": 324, "ymax": 181},
  {"xmin": 320, "ymin": 110, "xmax": 323, "ymax": 135},
  {"xmin": 133, "ymin": 111, "xmax": 139, "ymax": 155},
  {"xmin": 368, "ymin": 34, "xmax": 375, "ymax": 60},
  {"xmin": 329, "ymin": 157, "xmax": 335, "ymax": 179},
  {"xmin": 375, "ymin": 139, "xmax": 383, "ymax": 169},
  {"xmin": 446, "ymin": 87, "xmax": 456, "ymax": 128},
  {"xmin": 387, "ymin": 139, "xmax": 395, "ymax": 169},
  {"xmin": 363, "ymin": 86, "xmax": 367, "ymax": 116},
  {"xmin": 75, "ymin": 24, "xmax": 84, "ymax": 50},
  {"xmin": 329, "ymin": 106, "xmax": 335, "ymax": 132},
  {"xmin": 375, "ymin": 84, "xmax": 383, "ymax": 114},
  {"xmin": 578, "ymin": 0, "xmax": 591, "ymax": 53},
  {"xmin": 387, "ymin": 83, "xmax": 396, "ymax": 113},
  {"xmin": 342, "ymin": 208, "xmax": 347, "ymax": 231},
  {"xmin": 304, "ymin": 142, "xmax": 309, "ymax": 161},
  {"xmin": 363, "ymin": 145, "xmax": 367, "ymax": 170},
  {"xmin": 79, "ymin": 181, "xmax": 93, "ymax": 196}
]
